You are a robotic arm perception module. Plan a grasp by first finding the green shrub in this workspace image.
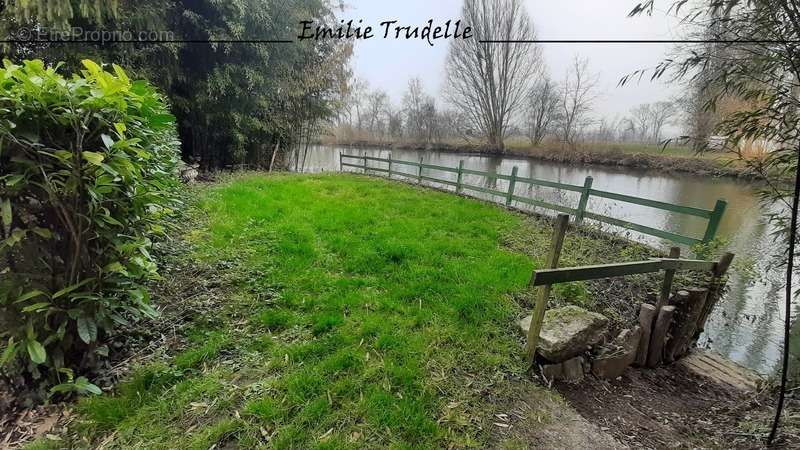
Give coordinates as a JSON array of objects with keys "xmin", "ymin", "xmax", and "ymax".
[{"xmin": 0, "ymin": 59, "xmax": 180, "ymax": 385}]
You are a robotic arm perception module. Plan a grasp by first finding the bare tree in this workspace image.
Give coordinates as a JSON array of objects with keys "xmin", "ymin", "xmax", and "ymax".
[
  {"xmin": 630, "ymin": 103, "xmax": 652, "ymax": 142},
  {"xmin": 557, "ymin": 56, "xmax": 599, "ymax": 146},
  {"xmin": 648, "ymin": 100, "xmax": 677, "ymax": 143},
  {"xmin": 420, "ymin": 97, "xmax": 438, "ymax": 143},
  {"xmin": 526, "ymin": 75, "xmax": 559, "ymax": 145},
  {"xmin": 351, "ymin": 77, "xmax": 369, "ymax": 131},
  {"xmin": 365, "ymin": 89, "xmax": 389, "ymax": 136},
  {"xmin": 444, "ymin": 0, "xmax": 542, "ymax": 151},
  {"xmin": 403, "ymin": 77, "xmax": 428, "ymax": 141},
  {"xmin": 387, "ymin": 107, "xmax": 403, "ymax": 140}
]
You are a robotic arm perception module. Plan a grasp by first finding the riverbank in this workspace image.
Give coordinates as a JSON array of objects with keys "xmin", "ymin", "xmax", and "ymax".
[
  {"xmin": 324, "ymin": 139, "xmax": 756, "ymax": 180},
  {"xmin": 8, "ymin": 173, "xmax": 793, "ymax": 449}
]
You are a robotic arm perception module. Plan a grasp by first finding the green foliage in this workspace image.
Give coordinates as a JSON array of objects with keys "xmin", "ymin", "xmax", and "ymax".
[
  {"xmin": 2, "ymin": 0, "xmax": 352, "ymax": 169},
  {"xmin": 51, "ymin": 370, "xmax": 103, "ymax": 396},
  {"xmin": 0, "ymin": 59, "xmax": 180, "ymax": 384},
  {"xmin": 691, "ymin": 237, "xmax": 729, "ymax": 260},
  {"xmin": 552, "ymin": 281, "xmax": 591, "ymax": 307}
]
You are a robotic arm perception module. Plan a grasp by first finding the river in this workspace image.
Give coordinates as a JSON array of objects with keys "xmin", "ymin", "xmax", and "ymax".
[{"xmin": 290, "ymin": 144, "xmax": 796, "ymax": 377}]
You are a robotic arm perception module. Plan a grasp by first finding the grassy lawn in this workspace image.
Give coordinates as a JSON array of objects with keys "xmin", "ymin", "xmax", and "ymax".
[{"xmin": 33, "ymin": 173, "xmax": 656, "ymax": 449}]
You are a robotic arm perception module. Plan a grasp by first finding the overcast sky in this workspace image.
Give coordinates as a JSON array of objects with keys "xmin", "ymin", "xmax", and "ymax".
[{"xmin": 342, "ymin": 0, "xmax": 687, "ymax": 129}]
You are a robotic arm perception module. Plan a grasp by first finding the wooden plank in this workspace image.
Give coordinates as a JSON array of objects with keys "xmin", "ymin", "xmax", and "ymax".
[
  {"xmin": 695, "ymin": 252, "xmax": 735, "ymax": 337},
  {"xmin": 635, "ymin": 303, "xmax": 657, "ymax": 366},
  {"xmin": 364, "ymin": 155, "xmax": 389, "ymax": 163},
  {"xmin": 589, "ymin": 188, "xmax": 714, "ymax": 218},
  {"xmin": 511, "ymin": 196, "xmax": 578, "ymax": 215},
  {"xmin": 679, "ymin": 350, "xmax": 761, "ymax": 391},
  {"xmin": 583, "ymin": 211, "xmax": 701, "ymax": 246},
  {"xmin": 657, "ymin": 247, "xmax": 681, "ymax": 310},
  {"xmin": 340, "ymin": 154, "xmax": 362, "ymax": 160},
  {"xmin": 392, "ymin": 159, "xmax": 422, "ymax": 168},
  {"xmin": 658, "ymin": 258, "xmax": 717, "ymax": 272},
  {"xmin": 341, "ymin": 162, "xmax": 365, "ymax": 170},
  {"xmin": 646, "ymin": 305, "xmax": 676, "ymax": 368},
  {"xmin": 461, "ymin": 184, "xmax": 507, "ymax": 198},
  {"xmin": 531, "ymin": 260, "xmax": 665, "ymax": 286},
  {"xmin": 515, "ymin": 175, "xmax": 585, "ymax": 192},
  {"xmin": 574, "ymin": 176, "xmax": 593, "ymax": 224},
  {"xmin": 456, "ymin": 160, "xmax": 464, "ymax": 194},
  {"xmin": 420, "ymin": 175, "xmax": 458, "ymax": 186},
  {"xmin": 461, "ymin": 168, "xmax": 511, "ymax": 180},
  {"xmin": 420, "ymin": 163, "xmax": 459, "ymax": 173},
  {"xmin": 525, "ymin": 214, "xmax": 570, "ymax": 362},
  {"xmin": 366, "ymin": 167, "xmax": 389, "ymax": 174},
  {"xmin": 702, "ymin": 199, "xmax": 728, "ymax": 243},
  {"xmin": 506, "ymin": 166, "xmax": 518, "ymax": 206}
]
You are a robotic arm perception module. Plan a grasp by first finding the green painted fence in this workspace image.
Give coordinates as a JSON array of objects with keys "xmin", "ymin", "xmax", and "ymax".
[{"xmin": 339, "ymin": 152, "xmax": 727, "ymax": 246}]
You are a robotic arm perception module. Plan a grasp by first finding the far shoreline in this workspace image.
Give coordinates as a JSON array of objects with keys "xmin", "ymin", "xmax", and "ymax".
[{"xmin": 318, "ymin": 139, "xmax": 761, "ymax": 181}]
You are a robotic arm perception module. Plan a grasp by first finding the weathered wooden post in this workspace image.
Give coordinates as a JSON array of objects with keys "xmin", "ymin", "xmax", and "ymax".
[
  {"xmin": 702, "ymin": 199, "xmax": 728, "ymax": 243},
  {"xmin": 363, "ymin": 151, "xmax": 368, "ymax": 174},
  {"xmin": 665, "ymin": 288, "xmax": 709, "ymax": 361},
  {"xmin": 338, "ymin": 152, "xmax": 342, "ymax": 172},
  {"xmin": 635, "ymin": 303, "xmax": 657, "ymax": 366},
  {"xmin": 525, "ymin": 214, "xmax": 570, "ymax": 362},
  {"xmin": 574, "ymin": 176, "xmax": 593, "ymax": 224},
  {"xmin": 387, "ymin": 152, "xmax": 393, "ymax": 178},
  {"xmin": 456, "ymin": 160, "xmax": 465, "ymax": 194},
  {"xmin": 647, "ymin": 305, "xmax": 676, "ymax": 367},
  {"xmin": 417, "ymin": 157, "xmax": 423, "ymax": 184},
  {"xmin": 657, "ymin": 247, "xmax": 681, "ymax": 310},
  {"xmin": 506, "ymin": 166, "xmax": 519, "ymax": 206},
  {"xmin": 695, "ymin": 252, "xmax": 735, "ymax": 337}
]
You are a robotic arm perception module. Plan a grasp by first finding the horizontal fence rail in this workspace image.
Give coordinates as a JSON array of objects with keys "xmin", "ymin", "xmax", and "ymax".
[
  {"xmin": 339, "ymin": 152, "xmax": 727, "ymax": 245},
  {"xmin": 530, "ymin": 258, "xmax": 718, "ymax": 286}
]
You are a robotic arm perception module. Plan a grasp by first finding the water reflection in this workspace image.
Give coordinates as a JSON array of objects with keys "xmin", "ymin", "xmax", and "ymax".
[{"xmin": 290, "ymin": 145, "xmax": 796, "ymax": 377}]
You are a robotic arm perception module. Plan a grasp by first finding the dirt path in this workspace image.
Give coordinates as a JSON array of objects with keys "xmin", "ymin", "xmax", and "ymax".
[{"xmin": 555, "ymin": 364, "xmax": 798, "ymax": 449}]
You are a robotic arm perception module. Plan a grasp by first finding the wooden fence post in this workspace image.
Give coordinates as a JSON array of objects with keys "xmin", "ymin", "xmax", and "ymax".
[
  {"xmin": 695, "ymin": 252, "xmax": 735, "ymax": 338},
  {"xmin": 657, "ymin": 247, "xmax": 681, "ymax": 310},
  {"xmin": 647, "ymin": 305, "xmax": 676, "ymax": 367},
  {"xmin": 575, "ymin": 176, "xmax": 593, "ymax": 224},
  {"xmin": 417, "ymin": 157, "xmax": 423, "ymax": 184},
  {"xmin": 456, "ymin": 160, "xmax": 464, "ymax": 194},
  {"xmin": 338, "ymin": 152, "xmax": 342, "ymax": 172},
  {"xmin": 506, "ymin": 166, "xmax": 519, "ymax": 206},
  {"xmin": 363, "ymin": 152, "xmax": 368, "ymax": 174},
  {"xmin": 635, "ymin": 303, "xmax": 657, "ymax": 366},
  {"xmin": 702, "ymin": 199, "xmax": 728, "ymax": 243},
  {"xmin": 665, "ymin": 288, "xmax": 709, "ymax": 361},
  {"xmin": 525, "ymin": 214, "xmax": 570, "ymax": 362},
  {"xmin": 388, "ymin": 152, "xmax": 393, "ymax": 178}
]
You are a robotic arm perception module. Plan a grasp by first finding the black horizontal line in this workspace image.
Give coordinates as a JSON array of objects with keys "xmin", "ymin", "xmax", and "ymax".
[
  {"xmin": 479, "ymin": 39, "xmax": 800, "ymax": 44},
  {"xmin": 0, "ymin": 39, "xmax": 294, "ymax": 44},
  {"xmin": 3, "ymin": 38, "xmax": 796, "ymax": 45}
]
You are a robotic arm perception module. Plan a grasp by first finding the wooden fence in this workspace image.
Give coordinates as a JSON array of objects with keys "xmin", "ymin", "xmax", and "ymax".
[
  {"xmin": 339, "ymin": 152, "xmax": 727, "ymax": 246},
  {"xmin": 525, "ymin": 214, "xmax": 734, "ymax": 368}
]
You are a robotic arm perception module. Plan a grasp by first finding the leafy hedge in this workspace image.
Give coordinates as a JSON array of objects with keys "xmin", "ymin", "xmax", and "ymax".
[{"xmin": 0, "ymin": 59, "xmax": 180, "ymax": 388}]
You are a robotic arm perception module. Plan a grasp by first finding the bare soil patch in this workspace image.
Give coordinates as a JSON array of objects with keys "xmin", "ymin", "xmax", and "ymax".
[{"xmin": 556, "ymin": 364, "xmax": 800, "ymax": 449}]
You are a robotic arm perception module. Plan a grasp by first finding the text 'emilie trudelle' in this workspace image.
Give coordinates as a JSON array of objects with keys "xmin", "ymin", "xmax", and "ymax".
[{"xmin": 297, "ymin": 19, "xmax": 473, "ymax": 47}]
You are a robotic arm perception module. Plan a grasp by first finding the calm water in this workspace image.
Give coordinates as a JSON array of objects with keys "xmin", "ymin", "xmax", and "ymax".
[{"xmin": 290, "ymin": 145, "xmax": 796, "ymax": 377}]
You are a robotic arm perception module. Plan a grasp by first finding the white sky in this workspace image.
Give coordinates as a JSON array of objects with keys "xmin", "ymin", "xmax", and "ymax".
[{"xmin": 343, "ymin": 0, "xmax": 687, "ymax": 126}]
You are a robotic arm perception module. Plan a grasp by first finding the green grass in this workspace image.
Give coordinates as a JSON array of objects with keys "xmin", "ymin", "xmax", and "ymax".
[{"xmin": 51, "ymin": 173, "xmax": 655, "ymax": 449}]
